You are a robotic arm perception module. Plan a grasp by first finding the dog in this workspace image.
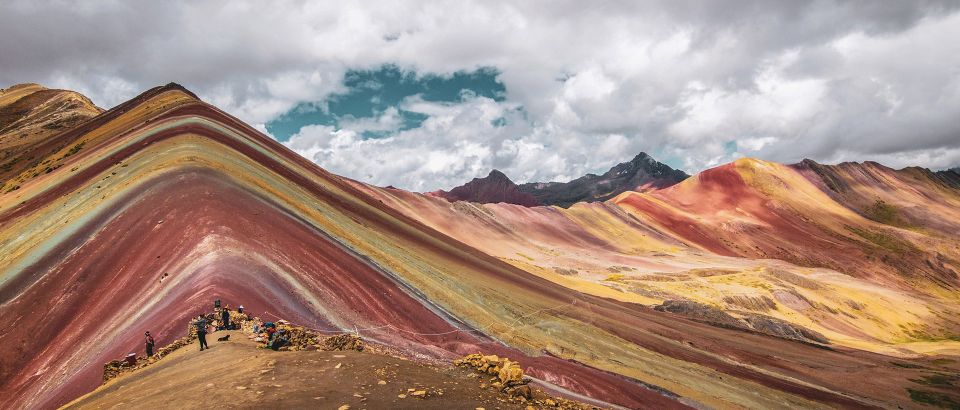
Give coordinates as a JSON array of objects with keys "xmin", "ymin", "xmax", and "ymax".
[{"xmin": 217, "ymin": 334, "xmax": 230, "ymax": 342}]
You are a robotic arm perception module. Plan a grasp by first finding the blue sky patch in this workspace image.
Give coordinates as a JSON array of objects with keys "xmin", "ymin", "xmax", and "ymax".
[
  {"xmin": 654, "ymin": 150, "xmax": 685, "ymax": 170},
  {"xmin": 267, "ymin": 65, "xmax": 506, "ymax": 140},
  {"xmin": 724, "ymin": 140, "xmax": 738, "ymax": 155}
]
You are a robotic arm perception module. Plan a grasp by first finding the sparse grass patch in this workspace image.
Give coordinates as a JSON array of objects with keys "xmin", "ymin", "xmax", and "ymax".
[
  {"xmin": 604, "ymin": 273, "xmax": 626, "ymax": 282},
  {"xmin": 766, "ymin": 268, "xmax": 821, "ymax": 290},
  {"xmin": 844, "ymin": 299, "xmax": 865, "ymax": 311},
  {"xmin": 864, "ymin": 199, "xmax": 900, "ymax": 225},
  {"xmin": 62, "ymin": 142, "xmax": 85, "ymax": 159},
  {"xmin": 552, "ymin": 267, "xmax": 578, "ymax": 276},
  {"xmin": 515, "ymin": 252, "xmax": 534, "ymax": 261},
  {"xmin": 0, "ymin": 156, "xmax": 21, "ymax": 171},
  {"xmin": 846, "ymin": 225, "xmax": 919, "ymax": 256},
  {"xmin": 910, "ymin": 373, "xmax": 959, "ymax": 388},
  {"xmin": 891, "ymin": 361, "xmax": 925, "ymax": 369},
  {"xmin": 907, "ymin": 388, "xmax": 960, "ymax": 409}
]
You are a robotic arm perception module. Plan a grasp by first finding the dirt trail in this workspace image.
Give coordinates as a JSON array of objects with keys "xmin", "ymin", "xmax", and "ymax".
[{"xmin": 62, "ymin": 331, "xmax": 538, "ymax": 410}]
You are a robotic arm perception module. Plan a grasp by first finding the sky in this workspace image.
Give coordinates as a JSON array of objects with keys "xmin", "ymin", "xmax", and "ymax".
[{"xmin": 2, "ymin": 1, "xmax": 959, "ymax": 191}]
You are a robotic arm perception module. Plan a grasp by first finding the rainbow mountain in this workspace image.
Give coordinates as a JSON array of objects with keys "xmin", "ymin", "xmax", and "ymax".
[{"xmin": 1, "ymin": 83, "xmax": 959, "ymax": 409}]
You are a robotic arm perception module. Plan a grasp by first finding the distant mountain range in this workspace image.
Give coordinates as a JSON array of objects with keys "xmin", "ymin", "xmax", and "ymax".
[{"xmin": 432, "ymin": 152, "xmax": 689, "ymax": 207}]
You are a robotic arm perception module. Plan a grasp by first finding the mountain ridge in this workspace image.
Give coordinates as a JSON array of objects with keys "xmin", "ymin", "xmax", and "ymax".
[
  {"xmin": 2, "ymin": 83, "xmax": 959, "ymax": 410},
  {"xmin": 434, "ymin": 152, "xmax": 689, "ymax": 207}
]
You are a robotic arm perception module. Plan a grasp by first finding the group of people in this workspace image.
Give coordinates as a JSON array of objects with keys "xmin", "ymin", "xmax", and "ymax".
[
  {"xmin": 251, "ymin": 319, "xmax": 290, "ymax": 350},
  {"xmin": 193, "ymin": 298, "xmax": 248, "ymax": 351},
  {"xmin": 139, "ymin": 298, "xmax": 249, "ymax": 359}
]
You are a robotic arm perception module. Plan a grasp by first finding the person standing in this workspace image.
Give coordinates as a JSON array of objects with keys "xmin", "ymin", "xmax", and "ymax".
[
  {"xmin": 144, "ymin": 331, "xmax": 155, "ymax": 357},
  {"xmin": 194, "ymin": 315, "xmax": 209, "ymax": 351},
  {"xmin": 220, "ymin": 308, "xmax": 231, "ymax": 330}
]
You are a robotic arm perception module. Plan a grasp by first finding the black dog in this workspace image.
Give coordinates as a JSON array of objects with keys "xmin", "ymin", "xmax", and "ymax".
[{"xmin": 217, "ymin": 334, "xmax": 230, "ymax": 342}]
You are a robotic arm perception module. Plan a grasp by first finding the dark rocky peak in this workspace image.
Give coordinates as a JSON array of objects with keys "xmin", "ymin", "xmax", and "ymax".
[
  {"xmin": 609, "ymin": 152, "xmax": 684, "ymax": 178},
  {"xmin": 433, "ymin": 169, "xmax": 539, "ymax": 206},
  {"xmin": 481, "ymin": 169, "xmax": 512, "ymax": 183},
  {"xmin": 516, "ymin": 152, "xmax": 688, "ymax": 208}
]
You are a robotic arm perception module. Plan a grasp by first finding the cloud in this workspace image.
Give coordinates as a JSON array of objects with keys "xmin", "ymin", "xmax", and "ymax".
[
  {"xmin": 337, "ymin": 107, "xmax": 404, "ymax": 133},
  {"xmin": 2, "ymin": 0, "xmax": 959, "ymax": 189},
  {"xmin": 286, "ymin": 95, "xmax": 529, "ymax": 190}
]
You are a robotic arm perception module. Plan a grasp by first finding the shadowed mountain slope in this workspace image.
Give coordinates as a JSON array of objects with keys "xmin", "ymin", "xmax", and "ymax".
[
  {"xmin": 0, "ymin": 83, "xmax": 102, "ymax": 185},
  {"xmin": 794, "ymin": 159, "xmax": 960, "ymax": 236}
]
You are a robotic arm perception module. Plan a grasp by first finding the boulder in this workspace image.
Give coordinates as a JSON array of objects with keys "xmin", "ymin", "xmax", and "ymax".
[
  {"xmin": 509, "ymin": 384, "xmax": 532, "ymax": 399},
  {"xmin": 498, "ymin": 359, "xmax": 524, "ymax": 386}
]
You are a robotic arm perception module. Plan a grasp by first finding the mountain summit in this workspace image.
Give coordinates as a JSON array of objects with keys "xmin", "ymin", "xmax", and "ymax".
[{"xmin": 432, "ymin": 169, "xmax": 540, "ymax": 206}]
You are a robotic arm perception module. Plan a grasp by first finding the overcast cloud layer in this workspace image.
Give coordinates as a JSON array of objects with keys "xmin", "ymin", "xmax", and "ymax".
[{"xmin": 2, "ymin": 1, "xmax": 959, "ymax": 190}]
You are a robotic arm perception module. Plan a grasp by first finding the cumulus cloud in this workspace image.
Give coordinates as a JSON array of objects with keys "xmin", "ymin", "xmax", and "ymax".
[
  {"xmin": 287, "ymin": 95, "xmax": 528, "ymax": 191},
  {"xmin": 2, "ymin": 0, "xmax": 959, "ymax": 189}
]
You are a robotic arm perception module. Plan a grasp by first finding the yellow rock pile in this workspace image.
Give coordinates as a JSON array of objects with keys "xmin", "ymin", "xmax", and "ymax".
[
  {"xmin": 454, "ymin": 353, "xmax": 525, "ymax": 387},
  {"xmin": 227, "ymin": 310, "xmax": 249, "ymax": 326},
  {"xmin": 102, "ymin": 359, "xmax": 130, "ymax": 382},
  {"xmin": 319, "ymin": 333, "xmax": 365, "ymax": 352},
  {"xmin": 153, "ymin": 335, "xmax": 194, "ymax": 359},
  {"xmin": 275, "ymin": 324, "xmax": 319, "ymax": 351}
]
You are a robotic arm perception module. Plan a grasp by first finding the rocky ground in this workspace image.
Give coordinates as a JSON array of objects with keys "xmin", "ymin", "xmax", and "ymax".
[{"xmin": 64, "ymin": 329, "xmax": 600, "ymax": 410}]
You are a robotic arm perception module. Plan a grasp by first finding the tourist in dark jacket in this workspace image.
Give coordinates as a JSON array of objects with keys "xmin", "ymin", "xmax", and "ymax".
[
  {"xmin": 195, "ymin": 315, "xmax": 209, "ymax": 351},
  {"xmin": 220, "ymin": 309, "xmax": 231, "ymax": 330},
  {"xmin": 144, "ymin": 331, "xmax": 155, "ymax": 357}
]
